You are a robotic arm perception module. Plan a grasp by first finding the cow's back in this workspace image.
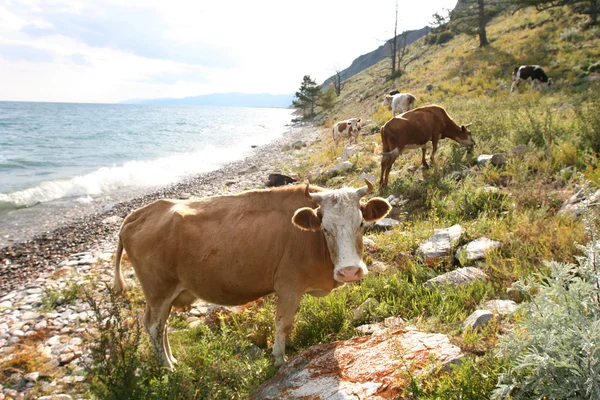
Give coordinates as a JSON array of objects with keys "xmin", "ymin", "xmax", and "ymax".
[
  {"xmin": 382, "ymin": 105, "xmax": 446, "ymax": 149},
  {"xmin": 120, "ymin": 187, "xmax": 333, "ymax": 306}
]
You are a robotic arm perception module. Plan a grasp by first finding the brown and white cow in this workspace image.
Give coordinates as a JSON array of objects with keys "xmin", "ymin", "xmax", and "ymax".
[
  {"xmin": 332, "ymin": 118, "xmax": 362, "ymax": 147},
  {"xmin": 379, "ymin": 105, "xmax": 475, "ymax": 188},
  {"xmin": 113, "ymin": 181, "xmax": 390, "ymax": 368},
  {"xmin": 382, "ymin": 93, "xmax": 416, "ymax": 116},
  {"xmin": 511, "ymin": 65, "xmax": 553, "ymax": 92}
]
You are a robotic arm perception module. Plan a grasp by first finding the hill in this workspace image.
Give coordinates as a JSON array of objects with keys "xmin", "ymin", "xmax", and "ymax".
[
  {"xmin": 320, "ymin": 26, "xmax": 430, "ymax": 89},
  {"xmin": 122, "ymin": 92, "xmax": 295, "ymax": 108}
]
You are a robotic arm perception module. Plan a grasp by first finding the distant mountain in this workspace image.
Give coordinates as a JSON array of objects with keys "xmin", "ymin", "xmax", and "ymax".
[
  {"xmin": 321, "ymin": 26, "xmax": 430, "ymax": 88},
  {"xmin": 121, "ymin": 93, "xmax": 295, "ymax": 108}
]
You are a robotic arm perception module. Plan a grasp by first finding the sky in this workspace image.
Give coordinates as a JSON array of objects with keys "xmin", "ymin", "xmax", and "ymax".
[{"xmin": 0, "ymin": 0, "xmax": 458, "ymax": 103}]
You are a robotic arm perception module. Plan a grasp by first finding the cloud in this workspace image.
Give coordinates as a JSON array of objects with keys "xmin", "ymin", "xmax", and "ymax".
[
  {"xmin": 0, "ymin": 43, "xmax": 55, "ymax": 62},
  {"xmin": 18, "ymin": 3, "xmax": 239, "ymax": 68}
]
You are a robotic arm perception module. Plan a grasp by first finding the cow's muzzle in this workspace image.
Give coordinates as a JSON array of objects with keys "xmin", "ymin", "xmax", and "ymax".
[{"xmin": 335, "ymin": 266, "xmax": 367, "ymax": 282}]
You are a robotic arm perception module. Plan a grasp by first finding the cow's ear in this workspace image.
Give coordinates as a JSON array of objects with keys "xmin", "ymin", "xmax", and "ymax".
[
  {"xmin": 357, "ymin": 118, "xmax": 362, "ymax": 123},
  {"xmin": 361, "ymin": 198, "xmax": 391, "ymax": 222},
  {"xmin": 292, "ymin": 207, "xmax": 322, "ymax": 231}
]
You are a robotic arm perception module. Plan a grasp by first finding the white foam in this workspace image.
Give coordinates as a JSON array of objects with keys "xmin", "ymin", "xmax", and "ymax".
[{"xmin": 0, "ymin": 143, "xmax": 259, "ymax": 208}]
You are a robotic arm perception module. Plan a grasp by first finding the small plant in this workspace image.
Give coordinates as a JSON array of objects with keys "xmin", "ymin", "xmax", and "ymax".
[
  {"xmin": 41, "ymin": 282, "xmax": 83, "ymax": 310},
  {"xmin": 493, "ymin": 238, "xmax": 600, "ymax": 399}
]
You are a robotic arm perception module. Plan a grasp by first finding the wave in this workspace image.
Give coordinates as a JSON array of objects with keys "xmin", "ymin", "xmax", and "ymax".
[{"xmin": 0, "ymin": 143, "xmax": 255, "ymax": 208}]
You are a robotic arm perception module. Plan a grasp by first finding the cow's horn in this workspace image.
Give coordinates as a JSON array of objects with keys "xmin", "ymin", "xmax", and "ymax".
[
  {"xmin": 306, "ymin": 183, "xmax": 324, "ymax": 203},
  {"xmin": 464, "ymin": 122, "xmax": 473, "ymax": 127},
  {"xmin": 356, "ymin": 179, "xmax": 373, "ymax": 198}
]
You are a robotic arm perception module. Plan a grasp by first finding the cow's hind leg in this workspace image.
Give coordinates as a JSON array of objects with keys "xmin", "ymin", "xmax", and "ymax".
[
  {"xmin": 273, "ymin": 292, "xmax": 302, "ymax": 367},
  {"xmin": 143, "ymin": 297, "xmax": 175, "ymax": 369},
  {"xmin": 421, "ymin": 147, "xmax": 429, "ymax": 169}
]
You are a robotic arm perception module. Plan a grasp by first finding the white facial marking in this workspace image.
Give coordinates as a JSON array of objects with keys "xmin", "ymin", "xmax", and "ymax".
[{"xmin": 316, "ymin": 188, "xmax": 368, "ymax": 283}]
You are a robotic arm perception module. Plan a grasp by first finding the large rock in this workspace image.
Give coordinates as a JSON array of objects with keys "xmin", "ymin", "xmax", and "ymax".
[
  {"xmin": 374, "ymin": 218, "xmax": 399, "ymax": 230},
  {"xmin": 334, "ymin": 161, "xmax": 353, "ymax": 173},
  {"xmin": 481, "ymin": 299, "xmax": 518, "ymax": 316},
  {"xmin": 416, "ymin": 224, "xmax": 464, "ymax": 264},
  {"xmin": 455, "ymin": 237, "xmax": 502, "ymax": 264},
  {"xmin": 423, "ymin": 267, "xmax": 488, "ymax": 289},
  {"xmin": 560, "ymin": 188, "xmax": 600, "ymax": 217},
  {"xmin": 463, "ymin": 310, "xmax": 494, "ymax": 330},
  {"xmin": 250, "ymin": 326, "xmax": 463, "ymax": 400},
  {"xmin": 477, "ymin": 153, "xmax": 507, "ymax": 167}
]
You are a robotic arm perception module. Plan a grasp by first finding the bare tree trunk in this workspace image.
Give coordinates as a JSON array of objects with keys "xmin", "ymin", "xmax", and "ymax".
[
  {"xmin": 478, "ymin": 0, "xmax": 489, "ymax": 47},
  {"xmin": 390, "ymin": 0, "xmax": 398, "ymax": 76}
]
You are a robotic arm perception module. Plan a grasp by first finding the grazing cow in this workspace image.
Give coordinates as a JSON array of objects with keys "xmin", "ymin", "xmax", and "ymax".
[
  {"xmin": 382, "ymin": 93, "xmax": 417, "ymax": 116},
  {"xmin": 379, "ymin": 105, "xmax": 475, "ymax": 188},
  {"xmin": 511, "ymin": 65, "xmax": 553, "ymax": 92},
  {"xmin": 113, "ymin": 181, "xmax": 391, "ymax": 369},
  {"xmin": 332, "ymin": 118, "xmax": 362, "ymax": 147}
]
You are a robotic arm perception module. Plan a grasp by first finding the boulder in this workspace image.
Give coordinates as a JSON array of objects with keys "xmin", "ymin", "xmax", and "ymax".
[
  {"xmin": 463, "ymin": 310, "xmax": 494, "ymax": 330},
  {"xmin": 334, "ymin": 161, "xmax": 353, "ymax": 173},
  {"xmin": 342, "ymin": 145, "xmax": 359, "ymax": 159},
  {"xmin": 416, "ymin": 224, "xmax": 464, "ymax": 264},
  {"xmin": 560, "ymin": 188, "xmax": 600, "ymax": 217},
  {"xmin": 374, "ymin": 218, "xmax": 399, "ymax": 230},
  {"xmin": 249, "ymin": 326, "xmax": 463, "ymax": 400},
  {"xmin": 359, "ymin": 172, "xmax": 378, "ymax": 184},
  {"xmin": 477, "ymin": 153, "xmax": 507, "ymax": 167},
  {"xmin": 481, "ymin": 299, "xmax": 518, "ymax": 316},
  {"xmin": 455, "ymin": 237, "xmax": 502, "ymax": 264},
  {"xmin": 354, "ymin": 298, "xmax": 380, "ymax": 321},
  {"xmin": 423, "ymin": 267, "xmax": 488, "ymax": 289},
  {"xmin": 266, "ymin": 173, "xmax": 296, "ymax": 187}
]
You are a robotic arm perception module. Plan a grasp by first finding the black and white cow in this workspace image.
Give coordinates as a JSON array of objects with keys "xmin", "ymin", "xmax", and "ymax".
[{"xmin": 511, "ymin": 65, "xmax": 553, "ymax": 92}]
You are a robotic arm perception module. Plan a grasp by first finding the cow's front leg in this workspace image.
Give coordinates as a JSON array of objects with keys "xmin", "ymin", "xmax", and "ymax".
[{"xmin": 273, "ymin": 292, "xmax": 302, "ymax": 366}]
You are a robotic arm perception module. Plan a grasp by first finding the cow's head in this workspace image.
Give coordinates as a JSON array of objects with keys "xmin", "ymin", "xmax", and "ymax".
[
  {"xmin": 349, "ymin": 118, "xmax": 362, "ymax": 132},
  {"xmin": 292, "ymin": 180, "xmax": 391, "ymax": 283},
  {"xmin": 453, "ymin": 123, "xmax": 476, "ymax": 147},
  {"xmin": 382, "ymin": 95, "xmax": 394, "ymax": 107}
]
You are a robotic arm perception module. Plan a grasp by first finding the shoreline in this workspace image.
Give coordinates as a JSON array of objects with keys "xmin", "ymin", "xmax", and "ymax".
[{"xmin": 0, "ymin": 122, "xmax": 321, "ymax": 296}]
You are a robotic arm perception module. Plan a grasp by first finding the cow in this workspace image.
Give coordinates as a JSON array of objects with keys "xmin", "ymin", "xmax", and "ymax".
[
  {"xmin": 511, "ymin": 65, "xmax": 553, "ymax": 92},
  {"xmin": 332, "ymin": 118, "xmax": 362, "ymax": 147},
  {"xmin": 379, "ymin": 105, "xmax": 475, "ymax": 188},
  {"xmin": 113, "ymin": 180, "xmax": 391, "ymax": 369},
  {"xmin": 382, "ymin": 93, "xmax": 417, "ymax": 116}
]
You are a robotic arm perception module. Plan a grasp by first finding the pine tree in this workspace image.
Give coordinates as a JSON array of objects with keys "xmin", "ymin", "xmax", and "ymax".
[
  {"xmin": 292, "ymin": 75, "xmax": 321, "ymax": 118},
  {"xmin": 319, "ymin": 84, "xmax": 337, "ymax": 111}
]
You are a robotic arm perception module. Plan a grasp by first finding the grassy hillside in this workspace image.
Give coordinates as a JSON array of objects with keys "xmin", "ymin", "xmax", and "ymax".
[{"xmin": 85, "ymin": 6, "xmax": 600, "ymax": 400}]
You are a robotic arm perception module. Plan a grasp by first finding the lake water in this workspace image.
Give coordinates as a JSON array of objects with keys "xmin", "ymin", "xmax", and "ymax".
[{"xmin": 0, "ymin": 102, "xmax": 293, "ymax": 247}]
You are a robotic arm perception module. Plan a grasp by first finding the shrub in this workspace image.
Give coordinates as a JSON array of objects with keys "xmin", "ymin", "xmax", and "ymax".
[
  {"xmin": 437, "ymin": 31, "xmax": 454, "ymax": 45},
  {"xmin": 493, "ymin": 239, "xmax": 600, "ymax": 399}
]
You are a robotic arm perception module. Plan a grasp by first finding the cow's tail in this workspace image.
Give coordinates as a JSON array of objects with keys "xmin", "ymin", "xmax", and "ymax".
[
  {"xmin": 381, "ymin": 147, "xmax": 400, "ymax": 165},
  {"xmin": 113, "ymin": 234, "xmax": 126, "ymax": 294}
]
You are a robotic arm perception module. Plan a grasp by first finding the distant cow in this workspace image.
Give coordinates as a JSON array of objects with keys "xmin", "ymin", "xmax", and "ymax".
[
  {"xmin": 511, "ymin": 65, "xmax": 553, "ymax": 92},
  {"xmin": 114, "ymin": 181, "xmax": 391, "ymax": 368},
  {"xmin": 379, "ymin": 105, "xmax": 475, "ymax": 188},
  {"xmin": 332, "ymin": 118, "xmax": 362, "ymax": 147},
  {"xmin": 382, "ymin": 93, "xmax": 416, "ymax": 116}
]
